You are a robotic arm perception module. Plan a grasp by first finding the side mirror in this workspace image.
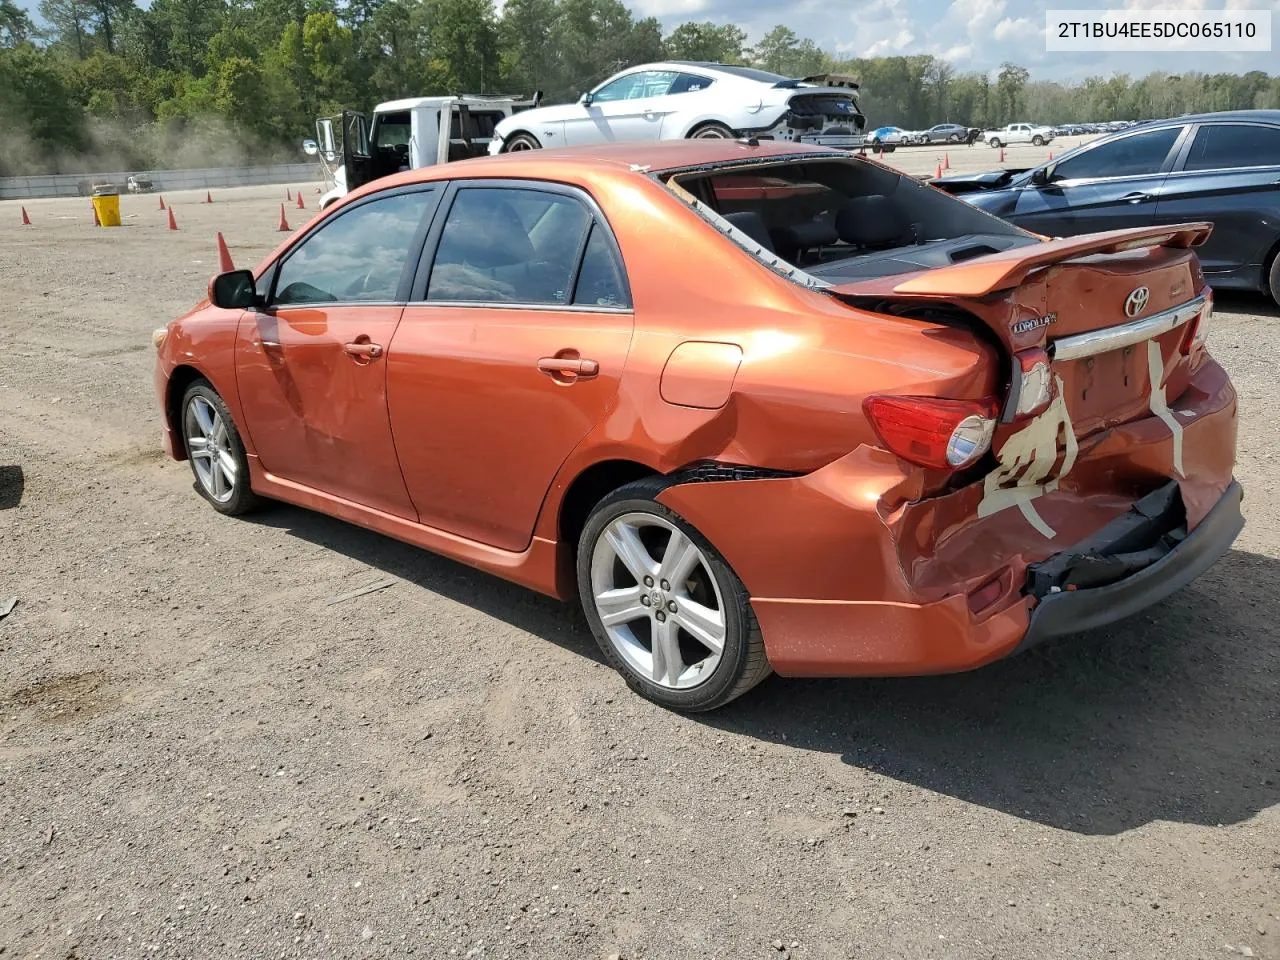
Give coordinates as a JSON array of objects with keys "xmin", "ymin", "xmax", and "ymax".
[
  {"xmin": 209, "ymin": 270, "xmax": 259, "ymax": 309},
  {"xmin": 580, "ymin": 91, "xmax": 594, "ymax": 107},
  {"xmin": 1031, "ymin": 166, "xmax": 1052, "ymax": 186},
  {"xmin": 301, "ymin": 138, "xmax": 319, "ymax": 157}
]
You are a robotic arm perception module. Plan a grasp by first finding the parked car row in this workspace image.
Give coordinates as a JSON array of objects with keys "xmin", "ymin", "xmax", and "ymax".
[
  {"xmin": 1051, "ymin": 120, "xmax": 1143, "ymax": 137},
  {"xmin": 866, "ymin": 123, "xmax": 982, "ymax": 151},
  {"xmin": 73, "ymin": 175, "xmax": 155, "ymax": 196}
]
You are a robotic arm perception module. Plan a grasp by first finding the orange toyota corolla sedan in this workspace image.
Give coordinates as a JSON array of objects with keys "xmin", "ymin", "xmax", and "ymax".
[{"xmin": 154, "ymin": 139, "xmax": 1242, "ymax": 711}]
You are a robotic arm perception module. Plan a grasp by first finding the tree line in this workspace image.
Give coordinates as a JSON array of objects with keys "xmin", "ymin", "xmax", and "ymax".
[{"xmin": 2, "ymin": 0, "xmax": 1278, "ymax": 175}]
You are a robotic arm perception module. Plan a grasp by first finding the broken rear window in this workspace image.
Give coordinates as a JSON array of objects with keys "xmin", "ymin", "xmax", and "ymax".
[{"xmin": 661, "ymin": 157, "xmax": 1039, "ymax": 285}]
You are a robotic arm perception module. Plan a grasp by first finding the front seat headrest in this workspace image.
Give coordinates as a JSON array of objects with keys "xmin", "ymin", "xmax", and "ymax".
[
  {"xmin": 836, "ymin": 195, "xmax": 910, "ymax": 248},
  {"xmin": 722, "ymin": 211, "xmax": 775, "ymax": 254}
]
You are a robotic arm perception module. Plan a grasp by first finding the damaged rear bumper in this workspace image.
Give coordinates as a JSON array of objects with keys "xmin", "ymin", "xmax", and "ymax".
[
  {"xmin": 656, "ymin": 357, "xmax": 1239, "ymax": 678},
  {"xmin": 1016, "ymin": 479, "xmax": 1243, "ymax": 653}
]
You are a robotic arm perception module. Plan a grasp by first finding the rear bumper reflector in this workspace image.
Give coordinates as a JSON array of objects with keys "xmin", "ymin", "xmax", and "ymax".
[{"xmin": 1050, "ymin": 294, "xmax": 1207, "ymax": 362}]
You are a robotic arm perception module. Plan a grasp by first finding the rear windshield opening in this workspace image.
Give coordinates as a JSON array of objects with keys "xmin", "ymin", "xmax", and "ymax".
[{"xmin": 662, "ymin": 158, "xmax": 1040, "ymax": 284}]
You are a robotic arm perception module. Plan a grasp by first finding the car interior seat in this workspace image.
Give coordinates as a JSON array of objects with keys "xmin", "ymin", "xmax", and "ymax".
[
  {"xmin": 722, "ymin": 211, "xmax": 776, "ymax": 253},
  {"xmin": 835, "ymin": 194, "xmax": 917, "ymax": 250}
]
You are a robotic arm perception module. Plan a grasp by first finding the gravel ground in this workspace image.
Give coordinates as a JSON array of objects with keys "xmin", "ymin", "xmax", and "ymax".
[{"xmin": 0, "ymin": 173, "xmax": 1277, "ymax": 960}]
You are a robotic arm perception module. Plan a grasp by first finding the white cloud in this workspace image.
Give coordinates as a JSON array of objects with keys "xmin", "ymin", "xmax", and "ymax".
[
  {"xmin": 865, "ymin": 28, "xmax": 918, "ymax": 56},
  {"xmin": 992, "ymin": 17, "xmax": 1039, "ymax": 41}
]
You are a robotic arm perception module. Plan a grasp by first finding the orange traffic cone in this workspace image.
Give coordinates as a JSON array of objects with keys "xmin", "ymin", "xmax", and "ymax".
[
  {"xmin": 158, "ymin": 194, "xmax": 165, "ymax": 210},
  {"xmin": 92, "ymin": 203, "xmax": 100, "ymax": 227},
  {"xmin": 204, "ymin": 190, "xmax": 213, "ymax": 204},
  {"xmin": 295, "ymin": 192, "xmax": 305, "ymax": 210},
  {"xmin": 934, "ymin": 162, "xmax": 942, "ymax": 179},
  {"xmin": 277, "ymin": 204, "xmax": 291, "ymax": 232},
  {"xmin": 999, "ymin": 147, "xmax": 1005, "ymax": 162},
  {"xmin": 216, "ymin": 231, "xmax": 234, "ymax": 272},
  {"xmin": 1047, "ymin": 151, "xmax": 1054, "ymax": 161},
  {"xmin": 943, "ymin": 153, "xmax": 950, "ymax": 170},
  {"xmin": 286, "ymin": 187, "xmax": 292, "ymax": 201},
  {"xmin": 167, "ymin": 207, "xmax": 178, "ymax": 230},
  {"xmin": 20, "ymin": 206, "xmax": 31, "ymax": 226}
]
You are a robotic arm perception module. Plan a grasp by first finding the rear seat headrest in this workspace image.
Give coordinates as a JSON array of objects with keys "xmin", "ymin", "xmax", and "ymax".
[{"xmin": 836, "ymin": 195, "xmax": 910, "ymax": 248}]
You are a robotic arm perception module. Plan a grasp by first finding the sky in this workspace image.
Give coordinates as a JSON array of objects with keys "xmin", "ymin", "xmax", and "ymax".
[{"xmin": 16, "ymin": 0, "xmax": 1280, "ymax": 80}]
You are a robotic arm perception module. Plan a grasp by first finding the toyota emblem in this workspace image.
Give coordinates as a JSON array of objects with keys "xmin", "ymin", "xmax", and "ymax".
[{"xmin": 1124, "ymin": 286, "xmax": 1150, "ymax": 318}]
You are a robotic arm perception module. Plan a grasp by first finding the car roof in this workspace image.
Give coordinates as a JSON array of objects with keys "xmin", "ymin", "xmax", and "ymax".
[
  {"xmin": 1132, "ymin": 109, "xmax": 1280, "ymax": 126},
  {"xmin": 615, "ymin": 61, "xmax": 792, "ymax": 84},
  {"xmin": 364, "ymin": 139, "xmax": 844, "ymax": 194}
]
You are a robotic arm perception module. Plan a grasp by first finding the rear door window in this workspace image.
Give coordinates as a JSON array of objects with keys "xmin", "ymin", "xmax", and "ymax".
[
  {"xmin": 1183, "ymin": 123, "xmax": 1280, "ymax": 170},
  {"xmin": 425, "ymin": 186, "xmax": 630, "ymax": 308},
  {"xmin": 1053, "ymin": 127, "xmax": 1182, "ymax": 181}
]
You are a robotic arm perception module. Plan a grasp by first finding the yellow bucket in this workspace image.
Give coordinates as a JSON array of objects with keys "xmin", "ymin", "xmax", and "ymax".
[{"xmin": 91, "ymin": 192, "xmax": 121, "ymax": 227}]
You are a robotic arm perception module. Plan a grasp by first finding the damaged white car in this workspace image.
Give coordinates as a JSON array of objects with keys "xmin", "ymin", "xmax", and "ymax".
[{"xmin": 488, "ymin": 62, "xmax": 867, "ymax": 153}]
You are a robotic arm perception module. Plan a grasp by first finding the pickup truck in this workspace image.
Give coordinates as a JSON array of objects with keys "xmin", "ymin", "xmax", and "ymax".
[{"xmin": 984, "ymin": 123, "xmax": 1054, "ymax": 148}]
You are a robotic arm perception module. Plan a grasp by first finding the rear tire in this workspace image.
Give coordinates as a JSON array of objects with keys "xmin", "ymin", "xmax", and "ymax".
[
  {"xmin": 688, "ymin": 122, "xmax": 735, "ymax": 140},
  {"xmin": 179, "ymin": 381, "xmax": 260, "ymax": 516},
  {"xmin": 1268, "ymin": 250, "xmax": 1280, "ymax": 306},
  {"xmin": 577, "ymin": 476, "xmax": 771, "ymax": 712},
  {"xmin": 503, "ymin": 132, "xmax": 541, "ymax": 152}
]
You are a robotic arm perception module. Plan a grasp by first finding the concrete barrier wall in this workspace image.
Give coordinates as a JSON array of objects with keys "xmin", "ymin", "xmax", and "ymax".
[{"xmin": 0, "ymin": 163, "xmax": 321, "ymax": 200}]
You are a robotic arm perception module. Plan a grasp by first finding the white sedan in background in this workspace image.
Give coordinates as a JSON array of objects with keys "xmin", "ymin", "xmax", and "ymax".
[{"xmin": 489, "ymin": 61, "xmax": 867, "ymax": 153}]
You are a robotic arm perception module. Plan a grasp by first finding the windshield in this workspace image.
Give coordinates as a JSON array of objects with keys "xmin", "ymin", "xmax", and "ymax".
[{"xmin": 664, "ymin": 157, "xmax": 1038, "ymax": 284}]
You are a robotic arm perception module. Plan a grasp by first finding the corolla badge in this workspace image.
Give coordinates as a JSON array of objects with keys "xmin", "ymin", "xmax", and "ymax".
[
  {"xmin": 1124, "ymin": 286, "xmax": 1150, "ymax": 318},
  {"xmin": 1011, "ymin": 313, "xmax": 1058, "ymax": 334}
]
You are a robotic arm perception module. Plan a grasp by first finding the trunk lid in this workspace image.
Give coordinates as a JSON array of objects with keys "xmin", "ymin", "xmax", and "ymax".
[{"xmin": 828, "ymin": 222, "xmax": 1214, "ymax": 443}]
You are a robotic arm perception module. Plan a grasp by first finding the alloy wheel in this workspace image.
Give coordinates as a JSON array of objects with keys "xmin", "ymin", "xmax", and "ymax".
[
  {"xmin": 589, "ymin": 513, "xmax": 727, "ymax": 690},
  {"xmin": 184, "ymin": 395, "xmax": 237, "ymax": 503}
]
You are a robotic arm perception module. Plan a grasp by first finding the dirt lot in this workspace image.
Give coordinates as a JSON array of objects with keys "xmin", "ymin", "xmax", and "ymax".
[{"xmin": 0, "ymin": 172, "xmax": 1277, "ymax": 960}]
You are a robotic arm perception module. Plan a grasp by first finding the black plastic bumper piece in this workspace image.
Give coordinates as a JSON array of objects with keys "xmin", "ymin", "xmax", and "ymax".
[{"xmin": 1014, "ymin": 480, "xmax": 1243, "ymax": 654}]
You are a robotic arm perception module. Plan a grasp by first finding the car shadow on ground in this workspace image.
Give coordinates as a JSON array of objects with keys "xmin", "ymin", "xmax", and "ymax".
[
  {"xmin": 1213, "ymin": 290, "xmax": 1279, "ymax": 319},
  {"xmin": 710, "ymin": 548, "xmax": 1280, "ymax": 836},
  {"xmin": 247, "ymin": 502, "xmax": 603, "ymax": 664},
  {"xmin": 0, "ymin": 465, "xmax": 24, "ymax": 510},
  {"xmin": 254, "ymin": 501, "xmax": 1278, "ymax": 837}
]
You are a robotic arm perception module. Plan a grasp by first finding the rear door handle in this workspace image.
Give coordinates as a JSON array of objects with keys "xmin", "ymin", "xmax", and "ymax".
[
  {"xmin": 537, "ymin": 357, "xmax": 598, "ymax": 378},
  {"xmin": 343, "ymin": 340, "xmax": 384, "ymax": 359},
  {"xmin": 1119, "ymin": 192, "xmax": 1151, "ymax": 203}
]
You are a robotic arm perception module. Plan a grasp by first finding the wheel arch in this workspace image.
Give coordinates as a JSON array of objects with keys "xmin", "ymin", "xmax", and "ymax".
[
  {"xmin": 500, "ymin": 129, "xmax": 540, "ymax": 151},
  {"xmin": 556, "ymin": 458, "xmax": 663, "ymax": 558},
  {"xmin": 164, "ymin": 363, "xmax": 214, "ymax": 461},
  {"xmin": 1261, "ymin": 233, "xmax": 1280, "ymax": 299}
]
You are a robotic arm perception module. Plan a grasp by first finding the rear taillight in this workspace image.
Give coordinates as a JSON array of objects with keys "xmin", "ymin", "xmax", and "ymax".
[
  {"xmin": 863, "ymin": 395, "xmax": 998, "ymax": 471},
  {"xmin": 1181, "ymin": 290, "xmax": 1212, "ymax": 354},
  {"xmin": 1004, "ymin": 348, "xmax": 1054, "ymax": 421}
]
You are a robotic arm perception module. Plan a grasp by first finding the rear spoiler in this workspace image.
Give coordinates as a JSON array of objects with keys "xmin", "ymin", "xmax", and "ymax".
[{"xmin": 870, "ymin": 223, "xmax": 1212, "ymax": 298}]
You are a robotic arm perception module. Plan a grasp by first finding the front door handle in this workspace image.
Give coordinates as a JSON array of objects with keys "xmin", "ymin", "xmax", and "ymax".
[
  {"xmin": 344, "ymin": 340, "xmax": 384, "ymax": 360},
  {"xmin": 1119, "ymin": 191, "xmax": 1151, "ymax": 204},
  {"xmin": 537, "ymin": 356, "xmax": 599, "ymax": 379}
]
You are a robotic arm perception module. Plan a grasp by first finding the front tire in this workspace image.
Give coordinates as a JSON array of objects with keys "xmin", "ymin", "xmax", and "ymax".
[
  {"xmin": 990, "ymin": 137, "xmax": 1003, "ymax": 148},
  {"xmin": 1268, "ymin": 250, "xmax": 1280, "ymax": 306},
  {"xmin": 1032, "ymin": 135, "xmax": 1045, "ymax": 146},
  {"xmin": 502, "ymin": 132, "xmax": 541, "ymax": 152},
  {"xmin": 688, "ymin": 121, "xmax": 735, "ymax": 140},
  {"xmin": 180, "ymin": 381, "xmax": 260, "ymax": 516},
  {"xmin": 577, "ymin": 477, "xmax": 770, "ymax": 711}
]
